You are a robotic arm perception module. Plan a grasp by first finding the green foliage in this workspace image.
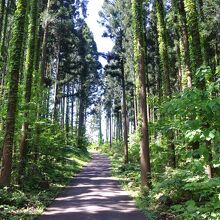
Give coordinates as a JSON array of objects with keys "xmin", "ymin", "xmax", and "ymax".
[
  {"xmin": 105, "ymin": 142, "xmax": 220, "ymax": 219},
  {"xmin": 128, "ymin": 132, "xmax": 140, "ymax": 163},
  {"xmin": 0, "ymin": 134, "xmax": 90, "ymax": 219},
  {"xmin": 154, "ymin": 67, "xmax": 220, "ymax": 167},
  {"xmin": 148, "ymin": 168, "xmax": 220, "ymax": 219}
]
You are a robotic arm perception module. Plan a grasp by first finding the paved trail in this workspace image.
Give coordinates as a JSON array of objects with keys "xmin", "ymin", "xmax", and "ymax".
[{"xmin": 38, "ymin": 153, "xmax": 147, "ymax": 220}]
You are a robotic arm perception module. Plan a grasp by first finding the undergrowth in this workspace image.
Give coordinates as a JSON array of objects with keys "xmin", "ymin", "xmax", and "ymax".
[
  {"xmin": 0, "ymin": 146, "xmax": 90, "ymax": 220},
  {"xmin": 101, "ymin": 141, "xmax": 220, "ymax": 220}
]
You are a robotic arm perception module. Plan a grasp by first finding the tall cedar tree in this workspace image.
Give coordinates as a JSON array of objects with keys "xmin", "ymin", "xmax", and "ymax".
[
  {"xmin": 155, "ymin": 0, "xmax": 176, "ymax": 168},
  {"xmin": 18, "ymin": 0, "xmax": 39, "ymax": 184},
  {"xmin": 131, "ymin": 0, "xmax": 151, "ymax": 188}
]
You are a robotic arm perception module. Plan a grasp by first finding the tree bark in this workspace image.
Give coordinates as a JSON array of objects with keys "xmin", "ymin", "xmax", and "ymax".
[
  {"xmin": 52, "ymin": 42, "xmax": 61, "ymax": 122},
  {"xmin": 40, "ymin": 0, "xmax": 50, "ymax": 85},
  {"xmin": 121, "ymin": 58, "xmax": 129, "ymax": 164},
  {"xmin": 132, "ymin": 0, "xmax": 151, "ymax": 188},
  {"xmin": 18, "ymin": 0, "xmax": 39, "ymax": 185},
  {"xmin": 77, "ymin": 80, "xmax": 86, "ymax": 147}
]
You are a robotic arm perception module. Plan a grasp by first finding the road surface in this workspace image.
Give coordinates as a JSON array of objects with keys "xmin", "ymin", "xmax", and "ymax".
[{"xmin": 38, "ymin": 153, "xmax": 147, "ymax": 220}]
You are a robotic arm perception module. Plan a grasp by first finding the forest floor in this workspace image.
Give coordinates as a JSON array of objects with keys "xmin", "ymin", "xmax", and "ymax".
[{"xmin": 38, "ymin": 152, "xmax": 147, "ymax": 220}]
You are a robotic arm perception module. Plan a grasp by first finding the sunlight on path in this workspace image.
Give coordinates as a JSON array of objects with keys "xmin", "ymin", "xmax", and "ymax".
[{"xmin": 38, "ymin": 153, "xmax": 147, "ymax": 220}]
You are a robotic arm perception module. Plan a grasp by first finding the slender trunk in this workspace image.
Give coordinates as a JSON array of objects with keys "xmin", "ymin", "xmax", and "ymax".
[
  {"xmin": 71, "ymin": 85, "xmax": 74, "ymax": 130},
  {"xmin": 178, "ymin": 0, "xmax": 192, "ymax": 88},
  {"xmin": 18, "ymin": 0, "xmax": 39, "ymax": 185},
  {"xmin": 184, "ymin": 0, "xmax": 205, "ymax": 89},
  {"xmin": 65, "ymin": 84, "xmax": 70, "ymax": 140},
  {"xmin": 77, "ymin": 82, "xmax": 85, "ymax": 147},
  {"xmin": 98, "ymin": 111, "xmax": 102, "ymax": 146},
  {"xmin": 121, "ymin": 59, "xmax": 128, "ymax": 163},
  {"xmin": 155, "ymin": 0, "xmax": 171, "ymax": 97},
  {"xmin": 61, "ymin": 86, "xmax": 65, "ymax": 128},
  {"xmin": 132, "ymin": 0, "xmax": 151, "ymax": 188},
  {"xmin": 197, "ymin": 0, "xmax": 208, "ymax": 66},
  {"xmin": 109, "ymin": 112, "xmax": 112, "ymax": 149},
  {"xmin": 132, "ymin": 89, "xmax": 136, "ymax": 132},
  {"xmin": 53, "ymin": 43, "xmax": 60, "ymax": 122},
  {"xmin": 156, "ymin": 0, "xmax": 176, "ymax": 168},
  {"xmin": 40, "ymin": 0, "xmax": 50, "ymax": 85},
  {"xmin": 106, "ymin": 117, "xmax": 109, "ymax": 142},
  {"xmin": 133, "ymin": 87, "xmax": 138, "ymax": 130}
]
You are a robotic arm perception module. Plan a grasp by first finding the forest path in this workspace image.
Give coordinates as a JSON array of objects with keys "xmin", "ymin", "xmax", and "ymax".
[{"xmin": 38, "ymin": 152, "xmax": 147, "ymax": 220}]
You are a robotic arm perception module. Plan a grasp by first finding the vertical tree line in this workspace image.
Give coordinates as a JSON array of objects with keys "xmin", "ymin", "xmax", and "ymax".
[
  {"xmin": 99, "ymin": 0, "xmax": 219, "ymax": 192},
  {"xmin": 0, "ymin": 0, "xmax": 101, "ymax": 187}
]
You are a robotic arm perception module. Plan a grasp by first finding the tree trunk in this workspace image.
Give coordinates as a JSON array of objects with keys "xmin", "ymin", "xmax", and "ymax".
[
  {"xmin": 155, "ymin": 0, "xmax": 171, "ymax": 97},
  {"xmin": 109, "ymin": 112, "xmax": 112, "ymax": 149},
  {"xmin": 77, "ymin": 81, "xmax": 86, "ymax": 147},
  {"xmin": 40, "ymin": 0, "xmax": 50, "ymax": 85},
  {"xmin": 197, "ymin": 0, "xmax": 208, "ymax": 66},
  {"xmin": 121, "ymin": 58, "xmax": 129, "ymax": 164},
  {"xmin": 18, "ymin": 0, "xmax": 39, "ymax": 185},
  {"xmin": 0, "ymin": 0, "xmax": 27, "ymax": 186},
  {"xmin": 156, "ymin": 0, "xmax": 176, "ymax": 168},
  {"xmin": 65, "ymin": 84, "xmax": 70, "ymax": 140},
  {"xmin": 184, "ymin": 0, "xmax": 205, "ymax": 89},
  {"xmin": 71, "ymin": 84, "xmax": 75, "ymax": 130},
  {"xmin": 98, "ymin": 111, "xmax": 102, "ymax": 146},
  {"xmin": 132, "ymin": 0, "xmax": 151, "ymax": 189},
  {"xmin": 177, "ymin": 0, "xmax": 192, "ymax": 88},
  {"xmin": 52, "ymin": 43, "xmax": 61, "ymax": 122}
]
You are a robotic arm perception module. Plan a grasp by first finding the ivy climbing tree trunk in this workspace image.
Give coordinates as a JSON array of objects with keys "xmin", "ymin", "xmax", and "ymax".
[
  {"xmin": 0, "ymin": 0, "xmax": 27, "ymax": 186},
  {"xmin": 156, "ymin": 0, "xmax": 176, "ymax": 168},
  {"xmin": 184, "ymin": 0, "xmax": 205, "ymax": 89},
  {"xmin": 132, "ymin": 0, "xmax": 151, "ymax": 189},
  {"xmin": 197, "ymin": 0, "xmax": 208, "ymax": 66},
  {"xmin": 155, "ymin": 0, "xmax": 171, "ymax": 97},
  {"xmin": 177, "ymin": 0, "xmax": 192, "ymax": 88},
  {"xmin": 18, "ymin": 0, "xmax": 39, "ymax": 184}
]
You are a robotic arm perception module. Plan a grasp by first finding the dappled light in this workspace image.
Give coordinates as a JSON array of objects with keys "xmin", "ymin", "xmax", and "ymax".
[{"xmin": 38, "ymin": 153, "xmax": 147, "ymax": 220}]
